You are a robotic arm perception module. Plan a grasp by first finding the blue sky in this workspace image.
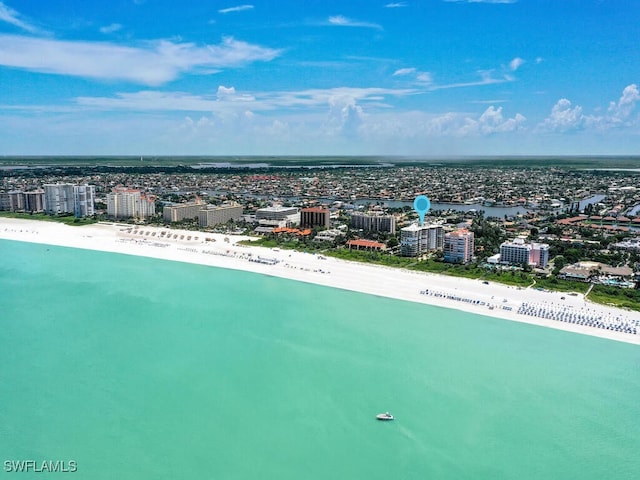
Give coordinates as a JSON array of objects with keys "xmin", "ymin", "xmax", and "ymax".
[{"xmin": 0, "ymin": 0, "xmax": 639, "ymax": 156}]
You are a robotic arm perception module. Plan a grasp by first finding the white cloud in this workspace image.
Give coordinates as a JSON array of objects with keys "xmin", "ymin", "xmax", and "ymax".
[
  {"xmin": 393, "ymin": 67, "xmax": 416, "ymax": 76},
  {"xmin": 471, "ymin": 99, "xmax": 507, "ymax": 104},
  {"xmin": 218, "ymin": 5, "xmax": 254, "ymax": 14},
  {"xmin": 607, "ymin": 83, "xmax": 639, "ymax": 123},
  {"xmin": 416, "ymin": 72, "xmax": 433, "ymax": 84},
  {"xmin": 216, "ymin": 86, "xmax": 236, "ymax": 99},
  {"xmin": 509, "ymin": 57, "xmax": 524, "ymax": 71},
  {"xmin": 392, "ymin": 67, "xmax": 432, "ymax": 86},
  {"xmin": 358, "ymin": 106, "xmax": 526, "ymax": 141},
  {"xmin": 540, "ymin": 85, "xmax": 640, "ymax": 133},
  {"xmin": 453, "ymin": 106, "xmax": 525, "ymax": 135},
  {"xmin": 0, "ymin": 1, "xmax": 40, "ymax": 33},
  {"xmin": 0, "ymin": 35, "xmax": 281, "ymax": 85},
  {"xmin": 216, "ymin": 85, "xmax": 255, "ymax": 102},
  {"xmin": 327, "ymin": 15, "xmax": 382, "ymax": 30},
  {"xmin": 385, "ymin": 2, "xmax": 408, "ymax": 7},
  {"xmin": 540, "ymin": 98, "xmax": 584, "ymax": 132},
  {"xmin": 71, "ymin": 86, "xmax": 416, "ymax": 114},
  {"xmin": 258, "ymin": 87, "xmax": 416, "ymax": 112},
  {"xmin": 99, "ymin": 23, "xmax": 123, "ymax": 34},
  {"xmin": 428, "ymin": 69, "xmax": 511, "ymax": 91},
  {"xmin": 476, "ymin": 106, "xmax": 525, "ymax": 133},
  {"xmin": 326, "ymin": 95, "xmax": 363, "ymax": 137}
]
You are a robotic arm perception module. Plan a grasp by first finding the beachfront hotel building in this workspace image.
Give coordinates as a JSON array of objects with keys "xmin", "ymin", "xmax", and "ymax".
[
  {"xmin": 255, "ymin": 206, "xmax": 300, "ymax": 227},
  {"xmin": 400, "ymin": 223, "xmax": 444, "ymax": 257},
  {"xmin": 350, "ymin": 211, "xmax": 396, "ymax": 234},
  {"xmin": 444, "ymin": 228, "xmax": 475, "ymax": 264},
  {"xmin": 198, "ymin": 202, "xmax": 243, "ymax": 228},
  {"xmin": 499, "ymin": 237, "xmax": 549, "ymax": 268},
  {"xmin": 163, "ymin": 200, "xmax": 206, "ymax": 223},
  {"xmin": 107, "ymin": 187, "xmax": 156, "ymax": 219},
  {"xmin": 300, "ymin": 207, "xmax": 330, "ymax": 229}
]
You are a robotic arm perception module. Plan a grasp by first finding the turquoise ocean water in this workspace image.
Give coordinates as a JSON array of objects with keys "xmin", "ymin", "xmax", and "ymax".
[{"xmin": 1, "ymin": 239, "xmax": 639, "ymax": 479}]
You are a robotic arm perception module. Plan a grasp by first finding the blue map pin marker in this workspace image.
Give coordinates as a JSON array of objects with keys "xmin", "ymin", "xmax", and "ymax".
[{"xmin": 413, "ymin": 195, "xmax": 431, "ymax": 226}]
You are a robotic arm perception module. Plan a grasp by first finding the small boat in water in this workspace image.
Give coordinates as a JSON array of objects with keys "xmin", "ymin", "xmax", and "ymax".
[{"xmin": 376, "ymin": 412, "xmax": 394, "ymax": 421}]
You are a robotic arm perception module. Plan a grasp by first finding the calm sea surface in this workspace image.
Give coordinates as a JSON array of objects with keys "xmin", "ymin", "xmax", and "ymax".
[{"xmin": 1, "ymin": 239, "xmax": 639, "ymax": 479}]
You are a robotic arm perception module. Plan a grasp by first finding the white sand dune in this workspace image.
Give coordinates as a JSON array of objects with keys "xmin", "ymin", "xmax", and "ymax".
[{"xmin": 2, "ymin": 217, "xmax": 639, "ymax": 345}]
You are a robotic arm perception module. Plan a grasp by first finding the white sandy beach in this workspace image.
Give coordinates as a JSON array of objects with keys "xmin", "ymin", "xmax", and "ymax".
[{"xmin": 1, "ymin": 217, "xmax": 639, "ymax": 345}]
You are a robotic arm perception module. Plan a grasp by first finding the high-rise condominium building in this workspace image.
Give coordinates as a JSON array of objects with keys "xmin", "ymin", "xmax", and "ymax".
[
  {"xmin": 107, "ymin": 187, "xmax": 155, "ymax": 219},
  {"xmin": 44, "ymin": 184, "xmax": 95, "ymax": 217},
  {"xmin": 0, "ymin": 191, "xmax": 25, "ymax": 211},
  {"xmin": 44, "ymin": 184, "xmax": 74, "ymax": 214},
  {"xmin": 73, "ymin": 185, "xmax": 96, "ymax": 217},
  {"xmin": 444, "ymin": 229, "xmax": 475, "ymax": 263},
  {"xmin": 351, "ymin": 212, "xmax": 396, "ymax": 234},
  {"xmin": 23, "ymin": 190, "xmax": 45, "ymax": 213},
  {"xmin": 400, "ymin": 223, "xmax": 444, "ymax": 257}
]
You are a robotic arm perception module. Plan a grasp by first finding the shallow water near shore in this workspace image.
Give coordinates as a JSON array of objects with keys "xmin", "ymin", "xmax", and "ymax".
[{"xmin": 1, "ymin": 239, "xmax": 640, "ymax": 479}]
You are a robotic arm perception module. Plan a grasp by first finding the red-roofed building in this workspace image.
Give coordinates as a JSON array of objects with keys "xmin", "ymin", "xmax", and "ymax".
[
  {"xmin": 272, "ymin": 227, "xmax": 312, "ymax": 236},
  {"xmin": 346, "ymin": 239, "xmax": 386, "ymax": 251}
]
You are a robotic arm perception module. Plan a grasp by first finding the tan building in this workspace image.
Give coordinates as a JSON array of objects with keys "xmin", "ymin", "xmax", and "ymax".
[
  {"xmin": 107, "ymin": 187, "xmax": 155, "ymax": 219},
  {"xmin": 198, "ymin": 203, "xmax": 243, "ymax": 228},
  {"xmin": 163, "ymin": 200, "xmax": 206, "ymax": 223}
]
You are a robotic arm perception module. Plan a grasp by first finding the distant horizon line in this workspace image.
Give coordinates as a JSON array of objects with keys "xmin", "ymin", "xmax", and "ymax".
[{"xmin": 3, "ymin": 154, "xmax": 640, "ymax": 159}]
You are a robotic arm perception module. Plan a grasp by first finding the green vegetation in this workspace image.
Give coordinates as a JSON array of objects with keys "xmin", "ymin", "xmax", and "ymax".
[
  {"xmin": 587, "ymin": 286, "xmax": 640, "ymax": 312},
  {"xmin": 239, "ymin": 238, "xmax": 280, "ymax": 248},
  {"xmin": 0, "ymin": 211, "xmax": 98, "ymax": 226},
  {"xmin": 240, "ymin": 237, "xmax": 302, "ymax": 250},
  {"xmin": 410, "ymin": 261, "xmax": 533, "ymax": 287},
  {"xmin": 325, "ymin": 248, "xmax": 416, "ymax": 268},
  {"xmin": 534, "ymin": 277, "xmax": 590, "ymax": 293},
  {"xmin": 469, "ymin": 216, "xmax": 505, "ymax": 260}
]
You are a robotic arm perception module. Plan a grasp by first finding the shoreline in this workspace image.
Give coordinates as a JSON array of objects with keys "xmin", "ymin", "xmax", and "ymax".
[{"xmin": 1, "ymin": 217, "xmax": 639, "ymax": 345}]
